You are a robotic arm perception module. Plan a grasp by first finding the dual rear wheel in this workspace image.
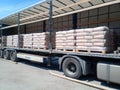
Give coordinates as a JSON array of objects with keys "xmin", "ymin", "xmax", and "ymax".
[{"xmin": 0, "ymin": 49, "xmax": 17, "ymax": 61}]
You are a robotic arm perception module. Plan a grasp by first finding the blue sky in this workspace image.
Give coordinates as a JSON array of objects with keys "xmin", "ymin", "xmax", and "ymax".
[{"xmin": 0, "ymin": 0, "xmax": 44, "ymax": 19}]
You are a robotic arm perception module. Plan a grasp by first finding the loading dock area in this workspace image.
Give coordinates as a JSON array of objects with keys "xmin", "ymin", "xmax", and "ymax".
[{"xmin": 0, "ymin": 0, "xmax": 120, "ymax": 86}]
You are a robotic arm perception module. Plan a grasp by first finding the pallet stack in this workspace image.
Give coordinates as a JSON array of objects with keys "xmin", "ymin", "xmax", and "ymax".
[
  {"xmin": 76, "ymin": 28, "xmax": 93, "ymax": 51},
  {"xmin": 76, "ymin": 26, "xmax": 114, "ymax": 53},
  {"xmin": 13, "ymin": 35, "xmax": 23, "ymax": 48},
  {"xmin": 56, "ymin": 31, "xmax": 66, "ymax": 50},
  {"xmin": 23, "ymin": 34, "xmax": 33, "ymax": 48},
  {"xmin": 32, "ymin": 32, "xmax": 50, "ymax": 49},
  {"xmin": 22, "ymin": 32, "xmax": 56, "ymax": 50},
  {"xmin": 66, "ymin": 30, "xmax": 76, "ymax": 51},
  {"xmin": 55, "ymin": 26, "xmax": 115, "ymax": 53},
  {"xmin": 6, "ymin": 36, "xmax": 13, "ymax": 47},
  {"xmin": 90, "ymin": 26, "xmax": 114, "ymax": 53}
]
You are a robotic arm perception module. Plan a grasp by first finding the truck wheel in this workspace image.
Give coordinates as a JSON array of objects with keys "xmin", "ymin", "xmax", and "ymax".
[
  {"xmin": 62, "ymin": 58, "xmax": 82, "ymax": 79},
  {"xmin": 3, "ymin": 50, "xmax": 10, "ymax": 60},
  {"xmin": 0, "ymin": 50, "xmax": 3, "ymax": 58},
  {"xmin": 10, "ymin": 50, "xmax": 17, "ymax": 61}
]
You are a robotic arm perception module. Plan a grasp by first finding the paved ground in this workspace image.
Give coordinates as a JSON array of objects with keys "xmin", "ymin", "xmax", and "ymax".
[
  {"xmin": 0, "ymin": 59, "xmax": 98, "ymax": 90},
  {"xmin": 0, "ymin": 58, "xmax": 119, "ymax": 90}
]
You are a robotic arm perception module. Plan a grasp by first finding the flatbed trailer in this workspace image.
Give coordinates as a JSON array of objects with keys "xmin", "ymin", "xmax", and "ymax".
[
  {"xmin": 0, "ymin": 0, "xmax": 120, "ymax": 85},
  {"xmin": 1, "ymin": 46, "xmax": 120, "ymax": 84}
]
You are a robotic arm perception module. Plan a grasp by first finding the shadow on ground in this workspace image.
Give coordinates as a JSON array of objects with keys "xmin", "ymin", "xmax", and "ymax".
[{"xmin": 17, "ymin": 59, "xmax": 120, "ymax": 90}]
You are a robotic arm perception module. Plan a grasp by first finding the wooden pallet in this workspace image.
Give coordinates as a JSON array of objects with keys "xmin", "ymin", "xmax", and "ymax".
[
  {"xmin": 32, "ymin": 47, "xmax": 46, "ymax": 50},
  {"xmin": 76, "ymin": 49, "xmax": 106, "ymax": 54},
  {"xmin": 75, "ymin": 49, "xmax": 90, "ymax": 53},
  {"xmin": 56, "ymin": 48, "xmax": 65, "ymax": 51},
  {"xmin": 56, "ymin": 48, "xmax": 76, "ymax": 52},
  {"xmin": 23, "ymin": 46, "xmax": 32, "ymax": 49},
  {"xmin": 89, "ymin": 50, "xmax": 106, "ymax": 54}
]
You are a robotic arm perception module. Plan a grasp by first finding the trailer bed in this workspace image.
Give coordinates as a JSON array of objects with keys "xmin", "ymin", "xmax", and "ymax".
[{"xmin": 3, "ymin": 47, "xmax": 120, "ymax": 60}]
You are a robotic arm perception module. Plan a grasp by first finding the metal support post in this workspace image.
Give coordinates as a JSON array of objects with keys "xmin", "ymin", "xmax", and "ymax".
[
  {"xmin": 18, "ymin": 13, "xmax": 20, "ymax": 49},
  {"xmin": 48, "ymin": 0, "xmax": 53, "ymax": 66},
  {"xmin": 0, "ymin": 21, "xmax": 3, "ymax": 49}
]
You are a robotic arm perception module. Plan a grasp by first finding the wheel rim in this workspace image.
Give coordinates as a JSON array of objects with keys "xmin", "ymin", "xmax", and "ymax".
[
  {"xmin": 66, "ymin": 62, "xmax": 78, "ymax": 75},
  {"xmin": 10, "ymin": 51, "xmax": 16, "ymax": 61},
  {"xmin": 67, "ymin": 62, "xmax": 76, "ymax": 73}
]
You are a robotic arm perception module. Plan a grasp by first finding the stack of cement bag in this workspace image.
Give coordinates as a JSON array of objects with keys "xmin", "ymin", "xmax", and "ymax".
[
  {"xmin": 91, "ymin": 26, "xmax": 114, "ymax": 52},
  {"xmin": 66, "ymin": 30, "xmax": 76, "ymax": 50},
  {"xmin": 6, "ymin": 36, "xmax": 13, "ymax": 47},
  {"xmin": 23, "ymin": 34, "xmax": 33, "ymax": 48},
  {"xmin": 76, "ymin": 28, "xmax": 93, "ymax": 51},
  {"xmin": 23, "ymin": 32, "xmax": 55, "ymax": 49},
  {"xmin": 56, "ymin": 26, "xmax": 115, "ymax": 53},
  {"xmin": 13, "ymin": 35, "xmax": 23, "ymax": 48},
  {"xmin": 32, "ymin": 32, "xmax": 50, "ymax": 49},
  {"xmin": 56, "ymin": 31, "xmax": 66, "ymax": 49},
  {"xmin": 76, "ymin": 26, "xmax": 114, "ymax": 53}
]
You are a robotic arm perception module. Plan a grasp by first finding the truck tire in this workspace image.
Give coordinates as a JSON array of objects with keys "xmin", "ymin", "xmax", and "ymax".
[
  {"xmin": 0, "ymin": 50, "xmax": 3, "ymax": 58},
  {"xmin": 62, "ymin": 58, "xmax": 82, "ymax": 79},
  {"xmin": 3, "ymin": 50, "xmax": 10, "ymax": 60},
  {"xmin": 10, "ymin": 50, "xmax": 17, "ymax": 61}
]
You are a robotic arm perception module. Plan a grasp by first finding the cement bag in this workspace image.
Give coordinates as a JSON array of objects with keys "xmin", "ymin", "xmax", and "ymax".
[{"xmin": 93, "ymin": 26, "xmax": 109, "ymax": 32}]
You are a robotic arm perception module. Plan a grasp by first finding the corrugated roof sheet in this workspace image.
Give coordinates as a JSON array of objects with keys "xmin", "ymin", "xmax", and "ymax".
[{"xmin": 0, "ymin": 0, "xmax": 119, "ymax": 29}]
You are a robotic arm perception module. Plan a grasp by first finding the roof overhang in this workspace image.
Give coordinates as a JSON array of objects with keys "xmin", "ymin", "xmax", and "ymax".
[{"xmin": 0, "ymin": 0, "xmax": 120, "ymax": 30}]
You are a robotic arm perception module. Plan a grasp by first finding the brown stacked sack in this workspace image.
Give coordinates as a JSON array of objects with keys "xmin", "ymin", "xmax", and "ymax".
[
  {"xmin": 76, "ymin": 26, "xmax": 115, "ymax": 52},
  {"xmin": 90, "ymin": 26, "xmax": 114, "ymax": 52},
  {"xmin": 3, "ymin": 35, "xmax": 23, "ymax": 48},
  {"xmin": 56, "ymin": 26, "xmax": 115, "ymax": 53},
  {"xmin": 1, "ymin": 26, "xmax": 115, "ymax": 53},
  {"xmin": 66, "ymin": 30, "xmax": 76, "ymax": 50},
  {"xmin": 76, "ymin": 28, "xmax": 93, "ymax": 51},
  {"xmin": 23, "ymin": 32, "xmax": 55, "ymax": 49},
  {"xmin": 6, "ymin": 36, "xmax": 13, "ymax": 47},
  {"xmin": 13, "ymin": 35, "xmax": 23, "ymax": 47},
  {"xmin": 23, "ymin": 34, "xmax": 33, "ymax": 48},
  {"xmin": 32, "ymin": 32, "xmax": 55, "ymax": 49},
  {"xmin": 56, "ymin": 31, "xmax": 66, "ymax": 50}
]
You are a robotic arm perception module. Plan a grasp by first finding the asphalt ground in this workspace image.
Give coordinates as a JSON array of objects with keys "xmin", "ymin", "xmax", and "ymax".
[{"xmin": 0, "ymin": 58, "xmax": 119, "ymax": 90}]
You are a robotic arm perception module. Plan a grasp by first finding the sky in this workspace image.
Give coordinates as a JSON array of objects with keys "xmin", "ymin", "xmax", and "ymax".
[{"xmin": 0, "ymin": 0, "xmax": 44, "ymax": 19}]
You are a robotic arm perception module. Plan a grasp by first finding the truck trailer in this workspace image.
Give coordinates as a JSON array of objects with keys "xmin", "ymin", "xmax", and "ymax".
[{"xmin": 0, "ymin": 0, "xmax": 120, "ymax": 85}]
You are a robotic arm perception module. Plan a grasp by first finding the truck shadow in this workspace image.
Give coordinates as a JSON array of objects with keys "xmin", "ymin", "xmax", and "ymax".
[
  {"xmin": 17, "ymin": 58, "xmax": 59, "ymax": 71},
  {"xmin": 17, "ymin": 59, "xmax": 120, "ymax": 90}
]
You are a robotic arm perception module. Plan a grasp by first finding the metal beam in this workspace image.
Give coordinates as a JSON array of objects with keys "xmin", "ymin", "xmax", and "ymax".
[
  {"xmin": 49, "ymin": 0, "xmax": 53, "ymax": 52},
  {"xmin": 33, "ymin": 7, "xmax": 45, "ymax": 12},
  {"xmin": 18, "ymin": 13, "xmax": 20, "ymax": 49},
  {"xmin": 48, "ymin": 0, "xmax": 53, "ymax": 66},
  {"xmin": 20, "ymin": 0, "xmax": 90, "ymax": 21},
  {"xmin": 0, "ymin": 21, "xmax": 3, "ymax": 49}
]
